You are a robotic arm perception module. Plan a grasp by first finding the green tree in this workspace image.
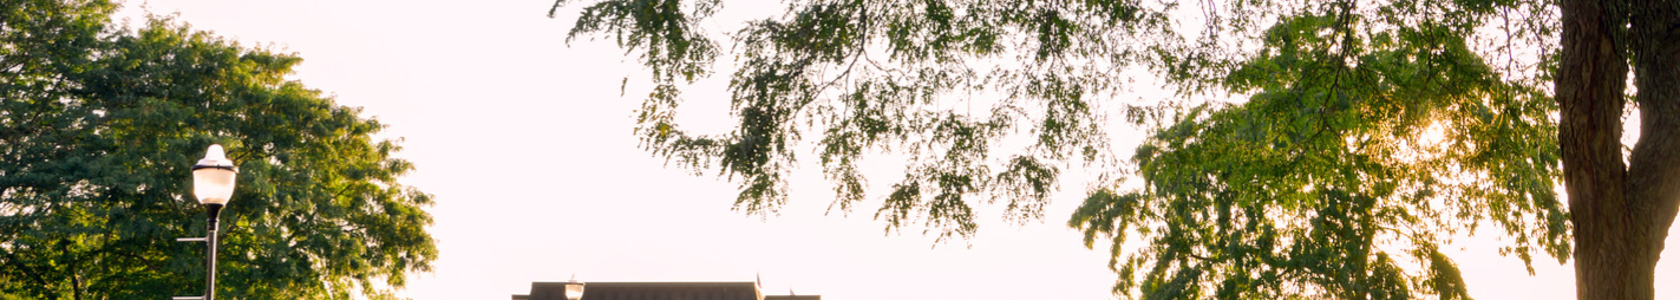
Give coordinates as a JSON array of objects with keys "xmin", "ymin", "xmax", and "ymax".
[
  {"xmin": 550, "ymin": 0, "xmax": 1678, "ymax": 298},
  {"xmin": 0, "ymin": 1, "xmax": 437, "ymax": 299}
]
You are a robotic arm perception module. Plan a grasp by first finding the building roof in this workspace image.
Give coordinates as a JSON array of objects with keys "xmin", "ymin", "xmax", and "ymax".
[
  {"xmin": 764, "ymin": 295, "xmax": 821, "ymax": 300},
  {"xmin": 517, "ymin": 281, "xmax": 766, "ymax": 300}
]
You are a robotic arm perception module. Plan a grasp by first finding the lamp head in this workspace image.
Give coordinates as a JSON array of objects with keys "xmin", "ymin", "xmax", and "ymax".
[
  {"xmin": 564, "ymin": 280, "xmax": 584, "ymax": 300},
  {"xmin": 192, "ymin": 144, "xmax": 237, "ymax": 205}
]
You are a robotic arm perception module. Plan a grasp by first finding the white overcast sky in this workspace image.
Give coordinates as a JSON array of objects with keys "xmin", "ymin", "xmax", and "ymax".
[{"xmin": 112, "ymin": 1, "xmax": 1679, "ymax": 299}]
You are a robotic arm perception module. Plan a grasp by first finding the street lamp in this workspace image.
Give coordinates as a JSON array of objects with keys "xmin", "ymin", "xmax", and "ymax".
[{"xmin": 174, "ymin": 144, "xmax": 237, "ymax": 300}]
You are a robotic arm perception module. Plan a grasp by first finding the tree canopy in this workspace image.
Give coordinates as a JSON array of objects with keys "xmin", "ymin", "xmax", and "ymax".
[
  {"xmin": 0, "ymin": 1, "xmax": 436, "ymax": 298},
  {"xmin": 550, "ymin": 0, "xmax": 1600, "ymax": 298}
]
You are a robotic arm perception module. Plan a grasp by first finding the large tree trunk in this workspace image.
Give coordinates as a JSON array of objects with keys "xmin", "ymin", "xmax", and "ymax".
[
  {"xmin": 1557, "ymin": 0, "xmax": 1634, "ymax": 296},
  {"xmin": 1559, "ymin": 0, "xmax": 1680, "ymax": 299}
]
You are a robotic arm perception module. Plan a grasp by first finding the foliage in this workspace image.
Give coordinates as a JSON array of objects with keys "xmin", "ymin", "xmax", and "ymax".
[
  {"xmin": 554, "ymin": 0, "xmax": 1165, "ymax": 242},
  {"xmin": 554, "ymin": 0, "xmax": 1574, "ymax": 298},
  {"xmin": 0, "ymin": 1, "xmax": 436, "ymax": 299},
  {"xmin": 1068, "ymin": 1, "xmax": 1568, "ymax": 298}
]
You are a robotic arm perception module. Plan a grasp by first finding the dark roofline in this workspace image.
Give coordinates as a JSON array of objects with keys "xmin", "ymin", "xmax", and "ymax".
[
  {"xmin": 520, "ymin": 281, "xmax": 769, "ymax": 300},
  {"xmin": 580, "ymin": 282, "xmax": 759, "ymax": 287}
]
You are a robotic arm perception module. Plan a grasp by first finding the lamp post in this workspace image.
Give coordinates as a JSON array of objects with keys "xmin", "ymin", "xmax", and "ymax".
[{"xmin": 174, "ymin": 145, "xmax": 237, "ymax": 300}]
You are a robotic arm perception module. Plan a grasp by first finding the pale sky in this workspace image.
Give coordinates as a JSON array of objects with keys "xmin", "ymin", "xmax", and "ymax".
[{"xmin": 113, "ymin": 1, "xmax": 1679, "ymax": 300}]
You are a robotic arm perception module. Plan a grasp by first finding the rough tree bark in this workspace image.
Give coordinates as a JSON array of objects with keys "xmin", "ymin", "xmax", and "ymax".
[{"xmin": 1559, "ymin": 0, "xmax": 1680, "ymax": 298}]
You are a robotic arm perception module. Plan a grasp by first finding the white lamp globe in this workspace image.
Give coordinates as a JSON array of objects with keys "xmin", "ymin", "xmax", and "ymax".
[
  {"xmin": 192, "ymin": 144, "xmax": 238, "ymax": 205},
  {"xmin": 564, "ymin": 280, "xmax": 584, "ymax": 300}
]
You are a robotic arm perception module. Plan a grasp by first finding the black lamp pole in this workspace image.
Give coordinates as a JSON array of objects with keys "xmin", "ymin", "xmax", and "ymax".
[{"xmin": 203, "ymin": 203, "xmax": 222, "ymax": 300}]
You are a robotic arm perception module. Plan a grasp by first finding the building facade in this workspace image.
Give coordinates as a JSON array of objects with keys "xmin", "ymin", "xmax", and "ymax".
[{"xmin": 512, "ymin": 281, "xmax": 820, "ymax": 300}]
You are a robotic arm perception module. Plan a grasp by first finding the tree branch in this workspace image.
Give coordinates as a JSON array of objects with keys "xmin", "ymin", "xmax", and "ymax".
[{"xmin": 1624, "ymin": 0, "xmax": 1680, "ymax": 249}]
